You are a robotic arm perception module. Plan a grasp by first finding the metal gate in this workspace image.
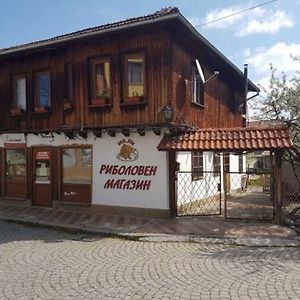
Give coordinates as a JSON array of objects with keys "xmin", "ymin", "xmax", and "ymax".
[
  {"xmin": 224, "ymin": 171, "xmax": 274, "ymax": 221},
  {"xmin": 176, "ymin": 171, "xmax": 222, "ymax": 216}
]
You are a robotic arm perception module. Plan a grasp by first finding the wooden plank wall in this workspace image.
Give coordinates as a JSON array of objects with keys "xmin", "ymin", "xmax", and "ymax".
[
  {"xmin": 170, "ymin": 41, "xmax": 244, "ymax": 129},
  {"xmin": 0, "ymin": 28, "xmax": 171, "ymax": 132}
]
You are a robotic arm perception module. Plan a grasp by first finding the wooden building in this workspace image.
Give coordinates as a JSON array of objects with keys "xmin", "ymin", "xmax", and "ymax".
[{"xmin": 0, "ymin": 7, "xmax": 261, "ymax": 218}]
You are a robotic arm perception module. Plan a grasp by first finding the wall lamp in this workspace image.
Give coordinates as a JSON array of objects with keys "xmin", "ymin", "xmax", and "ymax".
[{"xmin": 161, "ymin": 105, "xmax": 174, "ymax": 122}]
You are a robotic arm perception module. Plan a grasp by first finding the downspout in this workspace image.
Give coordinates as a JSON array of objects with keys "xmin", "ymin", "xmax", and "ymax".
[
  {"xmin": 243, "ymin": 64, "xmax": 248, "ymax": 127},
  {"xmin": 243, "ymin": 64, "xmax": 260, "ymax": 126}
]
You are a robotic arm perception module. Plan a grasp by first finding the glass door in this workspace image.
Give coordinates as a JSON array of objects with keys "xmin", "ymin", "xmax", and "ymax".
[{"xmin": 32, "ymin": 147, "xmax": 52, "ymax": 207}]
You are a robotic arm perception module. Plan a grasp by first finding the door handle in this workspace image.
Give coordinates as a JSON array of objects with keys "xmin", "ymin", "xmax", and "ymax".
[{"xmin": 64, "ymin": 191, "xmax": 77, "ymax": 196}]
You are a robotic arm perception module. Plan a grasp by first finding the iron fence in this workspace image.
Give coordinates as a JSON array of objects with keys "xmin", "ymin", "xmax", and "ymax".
[{"xmin": 176, "ymin": 171, "xmax": 222, "ymax": 216}]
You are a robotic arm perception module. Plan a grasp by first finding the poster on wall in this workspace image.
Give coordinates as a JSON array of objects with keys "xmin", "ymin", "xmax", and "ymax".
[{"xmin": 35, "ymin": 151, "xmax": 51, "ymax": 160}]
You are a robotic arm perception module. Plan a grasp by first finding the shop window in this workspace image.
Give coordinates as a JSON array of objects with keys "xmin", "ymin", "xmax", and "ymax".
[
  {"xmin": 63, "ymin": 62, "xmax": 74, "ymax": 110},
  {"xmin": 192, "ymin": 151, "xmax": 203, "ymax": 180},
  {"xmin": 5, "ymin": 148, "xmax": 26, "ymax": 182},
  {"xmin": 122, "ymin": 52, "xmax": 145, "ymax": 103},
  {"xmin": 34, "ymin": 70, "xmax": 51, "ymax": 111},
  {"xmin": 90, "ymin": 57, "xmax": 111, "ymax": 105},
  {"xmin": 192, "ymin": 60, "xmax": 204, "ymax": 106},
  {"xmin": 11, "ymin": 74, "xmax": 26, "ymax": 113},
  {"xmin": 213, "ymin": 153, "xmax": 221, "ymax": 176},
  {"xmin": 62, "ymin": 148, "xmax": 92, "ymax": 184}
]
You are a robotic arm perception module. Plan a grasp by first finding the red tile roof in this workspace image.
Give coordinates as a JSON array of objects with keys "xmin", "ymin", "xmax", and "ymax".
[{"xmin": 157, "ymin": 125, "xmax": 293, "ymax": 152}]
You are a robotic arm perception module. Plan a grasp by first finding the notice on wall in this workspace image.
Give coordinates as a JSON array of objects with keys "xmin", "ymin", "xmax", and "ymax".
[
  {"xmin": 3, "ymin": 133, "xmax": 26, "ymax": 148},
  {"xmin": 35, "ymin": 151, "xmax": 51, "ymax": 160},
  {"xmin": 99, "ymin": 164, "xmax": 158, "ymax": 191}
]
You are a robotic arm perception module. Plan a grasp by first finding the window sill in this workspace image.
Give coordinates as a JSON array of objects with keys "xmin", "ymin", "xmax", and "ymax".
[
  {"xmin": 120, "ymin": 99, "xmax": 147, "ymax": 108},
  {"xmin": 88, "ymin": 103, "xmax": 112, "ymax": 110},
  {"xmin": 31, "ymin": 110, "xmax": 51, "ymax": 116},
  {"xmin": 34, "ymin": 106, "xmax": 50, "ymax": 113},
  {"xmin": 10, "ymin": 108, "xmax": 26, "ymax": 116},
  {"xmin": 191, "ymin": 101, "xmax": 204, "ymax": 109}
]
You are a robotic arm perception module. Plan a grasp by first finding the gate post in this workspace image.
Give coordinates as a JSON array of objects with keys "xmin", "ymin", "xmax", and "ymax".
[
  {"xmin": 168, "ymin": 151, "xmax": 176, "ymax": 218},
  {"xmin": 274, "ymin": 150, "xmax": 284, "ymax": 223}
]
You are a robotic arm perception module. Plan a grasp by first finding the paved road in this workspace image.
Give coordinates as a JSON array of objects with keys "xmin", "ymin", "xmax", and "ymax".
[{"xmin": 0, "ymin": 221, "xmax": 300, "ymax": 299}]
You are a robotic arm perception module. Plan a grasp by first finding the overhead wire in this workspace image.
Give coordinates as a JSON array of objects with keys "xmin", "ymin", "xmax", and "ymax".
[{"xmin": 195, "ymin": 0, "xmax": 278, "ymax": 28}]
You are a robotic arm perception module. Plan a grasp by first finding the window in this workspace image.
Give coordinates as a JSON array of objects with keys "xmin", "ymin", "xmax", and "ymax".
[
  {"xmin": 239, "ymin": 154, "xmax": 244, "ymax": 173},
  {"xmin": 90, "ymin": 57, "xmax": 111, "ymax": 104},
  {"xmin": 123, "ymin": 52, "xmax": 145, "ymax": 101},
  {"xmin": 12, "ymin": 74, "xmax": 26, "ymax": 110},
  {"xmin": 213, "ymin": 153, "xmax": 221, "ymax": 176},
  {"xmin": 5, "ymin": 148, "xmax": 26, "ymax": 182},
  {"xmin": 223, "ymin": 153, "xmax": 230, "ymax": 172},
  {"xmin": 62, "ymin": 148, "xmax": 92, "ymax": 184},
  {"xmin": 34, "ymin": 71, "xmax": 51, "ymax": 108},
  {"xmin": 192, "ymin": 60, "xmax": 204, "ymax": 106},
  {"xmin": 192, "ymin": 151, "xmax": 203, "ymax": 180}
]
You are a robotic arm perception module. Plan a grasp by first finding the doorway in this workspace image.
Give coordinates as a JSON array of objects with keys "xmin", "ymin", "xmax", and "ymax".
[{"xmin": 32, "ymin": 147, "xmax": 52, "ymax": 207}]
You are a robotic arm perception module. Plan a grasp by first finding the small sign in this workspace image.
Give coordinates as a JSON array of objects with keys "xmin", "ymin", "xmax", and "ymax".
[
  {"xmin": 3, "ymin": 133, "xmax": 26, "ymax": 148},
  {"xmin": 36, "ymin": 151, "xmax": 51, "ymax": 160},
  {"xmin": 117, "ymin": 139, "xmax": 139, "ymax": 161}
]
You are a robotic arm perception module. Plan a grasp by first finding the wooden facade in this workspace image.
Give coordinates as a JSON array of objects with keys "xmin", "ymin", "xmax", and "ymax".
[{"xmin": 0, "ymin": 17, "xmax": 254, "ymax": 134}]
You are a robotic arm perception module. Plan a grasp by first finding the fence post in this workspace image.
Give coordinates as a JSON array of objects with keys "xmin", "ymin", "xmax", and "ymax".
[{"xmin": 274, "ymin": 150, "xmax": 284, "ymax": 223}]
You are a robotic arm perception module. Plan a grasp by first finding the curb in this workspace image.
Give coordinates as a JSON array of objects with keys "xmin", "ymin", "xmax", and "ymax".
[{"xmin": 1, "ymin": 215, "xmax": 300, "ymax": 247}]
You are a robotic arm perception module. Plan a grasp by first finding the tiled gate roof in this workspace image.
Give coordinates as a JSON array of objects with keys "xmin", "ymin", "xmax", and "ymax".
[{"xmin": 157, "ymin": 125, "xmax": 293, "ymax": 152}]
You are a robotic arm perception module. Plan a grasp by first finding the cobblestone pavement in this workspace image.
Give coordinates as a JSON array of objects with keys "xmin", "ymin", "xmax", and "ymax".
[{"xmin": 0, "ymin": 221, "xmax": 300, "ymax": 299}]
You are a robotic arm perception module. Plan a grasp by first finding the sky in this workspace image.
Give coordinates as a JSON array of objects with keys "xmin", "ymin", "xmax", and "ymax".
[{"xmin": 1, "ymin": 0, "xmax": 299, "ymax": 91}]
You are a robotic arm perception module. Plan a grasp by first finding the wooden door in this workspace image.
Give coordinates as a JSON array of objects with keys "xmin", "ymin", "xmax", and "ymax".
[
  {"xmin": 32, "ymin": 147, "xmax": 52, "ymax": 207},
  {"xmin": 4, "ymin": 148, "xmax": 27, "ymax": 199},
  {"xmin": 60, "ymin": 147, "xmax": 92, "ymax": 205}
]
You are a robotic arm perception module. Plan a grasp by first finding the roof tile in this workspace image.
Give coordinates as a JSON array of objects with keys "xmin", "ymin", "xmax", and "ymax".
[{"xmin": 157, "ymin": 125, "xmax": 293, "ymax": 151}]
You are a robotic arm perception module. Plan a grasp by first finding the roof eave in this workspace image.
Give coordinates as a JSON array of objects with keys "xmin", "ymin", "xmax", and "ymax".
[
  {"xmin": 176, "ymin": 14, "xmax": 259, "ymax": 93},
  {"xmin": 0, "ymin": 13, "xmax": 180, "ymax": 59}
]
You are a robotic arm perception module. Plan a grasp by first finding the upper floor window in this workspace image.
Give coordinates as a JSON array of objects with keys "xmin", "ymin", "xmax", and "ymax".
[
  {"xmin": 90, "ymin": 57, "xmax": 111, "ymax": 105},
  {"xmin": 12, "ymin": 74, "xmax": 26, "ymax": 110},
  {"xmin": 122, "ymin": 52, "xmax": 145, "ymax": 102},
  {"xmin": 192, "ymin": 59, "xmax": 204, "ymax": 106},
  {"xmin": 192, "ymin": 151, "xmax": 203, "ymax": 180},
  {"xmin": 34, "ymin": 70, "xmax": 51, "ymax": 108}
]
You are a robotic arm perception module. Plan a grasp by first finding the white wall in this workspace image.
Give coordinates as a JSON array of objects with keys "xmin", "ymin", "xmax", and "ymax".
[
  {"xmin": 175, "ymin": 152, "xmax": 245, "ymax": 204},
  {"xmin": 2, "ymin": 132, "xmax": 169, "ymax": 210}
]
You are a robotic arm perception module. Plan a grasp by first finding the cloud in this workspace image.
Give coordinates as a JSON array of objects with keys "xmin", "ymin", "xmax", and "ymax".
[
  {"xmin": 201, "ymin": 4, "xmax": 294, "ymax": 36},
  {"xmin": 237, "ymin": 10, "xmax": 293, "ymax": 36},
  {"xmin": 246, "ymin": 42, "xmax": 300, "ymax": 75},
  {"xmin": 201, "ymin": 5, "xmax": 245, "ymax": 29}
]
